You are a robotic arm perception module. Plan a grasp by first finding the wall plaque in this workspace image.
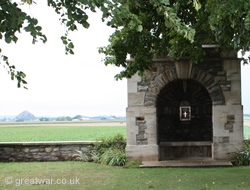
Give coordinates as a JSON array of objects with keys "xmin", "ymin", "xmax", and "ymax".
[{"xmin": 180, "ymin": 106, "xmax": 191, "ymax": 121}]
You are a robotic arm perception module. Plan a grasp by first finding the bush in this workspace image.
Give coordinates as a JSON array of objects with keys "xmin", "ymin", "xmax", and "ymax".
[
  {"xmin": 231, "ymin": 140, "xmax": 250, "ymax": 166},
  {"xmin": 100, "ymin": 148, "xmax": 127, "ymax": 166},
  {"xmin": 80, "ymin": 134, "xmax": 127, "ymax": 166}
]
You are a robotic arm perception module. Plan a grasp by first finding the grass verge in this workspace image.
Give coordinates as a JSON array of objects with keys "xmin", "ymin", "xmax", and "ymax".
[{"xmin": 0, "ymin": 162, "xmax": 250, "ymax": 190}]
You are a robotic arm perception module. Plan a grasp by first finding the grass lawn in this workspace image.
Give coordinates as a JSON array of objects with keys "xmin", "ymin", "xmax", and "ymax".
[
  {"xmin": 0, "ymin": 162, "xmax": 249, "ymax": 190},
  {"xmin": 0, "ymin": 126, "xmax": 126, "ymax": 142}
]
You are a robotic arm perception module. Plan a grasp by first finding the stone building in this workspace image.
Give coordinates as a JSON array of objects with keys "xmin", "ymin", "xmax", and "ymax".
[{"xmin": 126, "ymin": 46, "xmax": 244, "ymax": 162}]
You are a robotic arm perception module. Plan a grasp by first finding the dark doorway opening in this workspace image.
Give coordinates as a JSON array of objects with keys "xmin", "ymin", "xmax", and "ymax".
[{"xmin": 157, "ymin": 79, "xmax": 212, "ymax": 160}]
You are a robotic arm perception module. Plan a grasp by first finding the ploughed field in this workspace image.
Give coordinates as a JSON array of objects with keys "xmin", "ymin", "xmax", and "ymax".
[{"xmin": 0, "ymin": 121, "xmax": 126, "ymax": 142}]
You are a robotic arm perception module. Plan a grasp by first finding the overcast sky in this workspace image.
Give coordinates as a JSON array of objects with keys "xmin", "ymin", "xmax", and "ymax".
[{"xmin": 0, "ymin": 1, "xmax": 249, "ymax": 117}]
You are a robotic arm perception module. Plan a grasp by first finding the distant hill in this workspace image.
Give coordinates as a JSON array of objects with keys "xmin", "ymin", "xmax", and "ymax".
[{"xmin": 15, "ymin": 111, "xmax": 37, "ymax": 121}]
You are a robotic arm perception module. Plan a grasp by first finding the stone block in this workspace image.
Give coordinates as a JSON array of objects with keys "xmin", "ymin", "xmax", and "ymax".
[
  {"xmin": 51, "ymin": 152, "xmax": 60, "ymax": 157},
  {"xmin": 22, "ymin": 148, "xmax": 30, "ymax": 153},
  {"xmin": 140, "ymin": 107, "xmax": 157, "ymax": 117},
  {"xmin": 213, "ymin": 136, "xmax": 230, "ymax": 143},
  {"xmin": 154, "ymin": 74, "xmax": 166, "ymax": 88},
  {"xmin": 45, "ymin": 147, "xmax": 53, "ymax": 152},
  {"xmin": 10, "ymin": 152, "xmax": 17, "ymax": 156},
  {"xmin": 231, "ymin": 80, "xmax": 241, "ymax": 92},
  {"xmin": 15, "ymin": 148, "xmax": 21, "ymax": 152},
  {"xmin": 30, "ymin": 148, "xmax": 40, "ymax": 152},
  {"xmin": 38, "ymin": 152, "xmax": 47, "ymax": 156},
  {"xmin": 224, "ymin": 91, "xmax": 241, "ymax": 105},
  {"xmin": 213, "ymin": 142, "xmax": 243, "ymax": 160},
  {"xmin": 126, "ymin": 107, "xmax": 140, "ymax": 117},
  {"xmin": 224, "ymin": 123, "xmax": 233, "ymax": 130},
  {"xmin": 224, "ymin": 60, "xmax": 241, "ymax": 81},
  {"xmin": 53, "ymin": 148, "xmax": 59, "ymax": 152},
  {"xmin": 175, "ymin": 61, "xmax": 192, "ymax": 79},
  {"xmin": 126, "ymin": 145, "xmax": 159, "ymax": 161},
  {"xmin": 126, "ymin": 117, "xmax": 137, "ymax": 145},
  {"xmin": 138, "ymin": 85, "xmax": 148, "ymax": 92},
  {"xmin": 128, "ymin": 92, "xmax": 145, "ymax": 106},
  {"xmin": 4, "ymin": 148, "xmax": 14, "ymax": 152},
  {"xmin": 229, "ymin": 123, "xmax": 244, "ymax": 143},
  {"xmin": 127, "ymin": 81, "xmax": 138, "ymax": 93}
]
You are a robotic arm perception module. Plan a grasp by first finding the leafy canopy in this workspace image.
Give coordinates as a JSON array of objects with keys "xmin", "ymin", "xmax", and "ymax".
[{"xmin": 0, "ymin": 0, "xmax": 249, "ymax": 88}]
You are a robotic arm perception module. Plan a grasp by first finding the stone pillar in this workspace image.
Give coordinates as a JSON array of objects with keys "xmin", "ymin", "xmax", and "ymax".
[{"xmin": 126, "ymin": 73, "xmax": 159, "ymax": 161}]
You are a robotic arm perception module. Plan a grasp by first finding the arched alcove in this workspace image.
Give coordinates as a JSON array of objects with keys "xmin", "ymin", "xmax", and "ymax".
[{"xmin": 157, "ymin": 79, "xmax": 212, "ymax": 160}]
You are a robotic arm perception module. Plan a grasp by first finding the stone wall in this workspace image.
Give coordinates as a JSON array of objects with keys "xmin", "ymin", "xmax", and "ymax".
[{"xmin": 0, "ymin": 141, "xmax": 95, "ymax": 162}]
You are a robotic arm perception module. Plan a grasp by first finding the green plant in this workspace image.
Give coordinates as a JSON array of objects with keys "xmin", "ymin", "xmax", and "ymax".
[
  {"xmin": 82, "ymin": 134, "xmax": 127, "ymax": 166},
  {"xmin": 231, "ymin": 140, "xmax": 250, "ymax": 166},
  {"xmin": 100, "ymin": 148, "xmax": 127, "ymax": 166}
]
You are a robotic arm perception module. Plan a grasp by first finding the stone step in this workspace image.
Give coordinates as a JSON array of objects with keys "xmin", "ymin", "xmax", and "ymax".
[{"xmin": 140, "ymin": 160, "xmax": 233, "ymax": 168}]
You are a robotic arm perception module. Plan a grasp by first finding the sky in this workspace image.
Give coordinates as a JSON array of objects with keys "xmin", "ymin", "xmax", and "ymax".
[
  {"xmin": 0, "ymin": 1, "xmax": 249, "ymax": 117},
  {"xmin": 0, "ymin": 1, "xmax": 127, "ymax": 117}
]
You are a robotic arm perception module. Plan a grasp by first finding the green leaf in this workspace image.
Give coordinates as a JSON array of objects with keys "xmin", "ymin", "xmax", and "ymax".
[
  {"xmin": 160, "ymin": 0, "xmax": 170, "ymax": 5},
  {"xmin": 5, "ymin": 37, "xmax": 11, "ymax": 44},
  {"xmin": 35, "ymin": 26, "xmax": 42, "ymax": 31},
  {"xmin": 136, "ymin": 25, "xmax": 143, "ymax": 32},
  {"xmin": 68, "ymin": 42, "xmax": 74, "ymax": 49},
  {"xmin": 82, "ymin": 22, "xmax": 90, "ymax": 29},
  {"xmin": 63, "ymin": 40, "xmax": 68, "ymax": 45},
  {"xmin": 193, "ymin": 0, "xmax": 201, "ymax": 11}
]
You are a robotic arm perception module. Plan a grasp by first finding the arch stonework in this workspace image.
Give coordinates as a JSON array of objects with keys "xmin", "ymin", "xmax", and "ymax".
[{"xmin": 144, "ymin": 62, "xmax": 225, "ymax": 107}]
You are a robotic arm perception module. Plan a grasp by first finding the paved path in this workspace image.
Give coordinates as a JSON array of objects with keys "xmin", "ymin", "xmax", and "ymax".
[{"xmin": 140, "ymin": 160, "xmax": 233, "ymax": 168}]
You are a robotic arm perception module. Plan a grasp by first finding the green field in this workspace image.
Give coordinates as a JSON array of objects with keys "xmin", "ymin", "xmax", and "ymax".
[
  {"xmin": 0, "ymin": 162, "xmax": 250, "ymax": 190},
  {"xmin": 0, "ymin": 125, "xmax": 126, "ymax": 142},
  {"xmin": 0, "ymin": 120, "xmax": 249, "ymax": 142},
  {"xmin": 244, "ymin": 125, "xmax": 250, "ymax": 139}
]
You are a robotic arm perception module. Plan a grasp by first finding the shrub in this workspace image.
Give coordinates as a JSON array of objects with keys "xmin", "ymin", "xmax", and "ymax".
[
  {"xmin": 231, "ymin": 140, "xmax": 250, "ymax": 166},
  {"xmin": 80, "ymin": 134, "xmax": 127, "ymax": 166},
  {"xmin": 100, "ymin": 148, "xmax": 127, "ymax": 166}
]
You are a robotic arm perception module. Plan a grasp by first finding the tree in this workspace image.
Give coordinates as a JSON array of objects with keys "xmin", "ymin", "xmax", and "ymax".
[
  {"xmin": 1, "ymin": 0, "xmax": 249, "ymax": 88},
  {"xmin": 39, "ymin": 117, "xmax": 50, "ymax": 121},
  {"xmin": 56, "ymin": 116, "xmax": 72, "ymax": 121},
  {"xmin": 73, "ymin": 115, "xmax": 83, "ymax": 120}
]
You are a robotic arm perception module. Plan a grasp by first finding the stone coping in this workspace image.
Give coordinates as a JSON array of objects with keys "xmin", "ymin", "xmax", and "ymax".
[
  {"xmin": 0, "ymin": 141, "xmax": 99, "ymax": 146},
  {"xmin": 159, "ymin": 141, "xmax": 212, "ymax": 146}
]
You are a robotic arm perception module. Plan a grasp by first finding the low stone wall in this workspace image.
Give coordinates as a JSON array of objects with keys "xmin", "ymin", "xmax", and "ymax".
[{"xmin": 0, "ymin": 141, "xmax": 96, "ymax": 162}]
